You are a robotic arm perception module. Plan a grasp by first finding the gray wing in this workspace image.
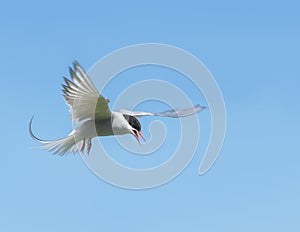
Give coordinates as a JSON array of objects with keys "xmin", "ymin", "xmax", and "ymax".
[
  {"xmin": 119, "ymin": 104, "xmax": 206, "ymax": 118},
  {"xmin": 62, "ymin": 61, "xmax": 111, "ymax": 122}
]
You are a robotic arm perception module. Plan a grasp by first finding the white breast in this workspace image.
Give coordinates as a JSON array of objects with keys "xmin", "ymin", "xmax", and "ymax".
[
  {"xmin": 111, "ymin": 112, "xmax": 132, "ymax": 135},
  {"xmin": 74, "ymin": 112, "xmax": 132, "ymax": 138}
]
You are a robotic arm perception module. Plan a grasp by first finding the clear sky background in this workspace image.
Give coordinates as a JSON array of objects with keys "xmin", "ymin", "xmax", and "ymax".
[{"xmin": 1, "ymin": 0, "xmax": 300, "ymax": 231}]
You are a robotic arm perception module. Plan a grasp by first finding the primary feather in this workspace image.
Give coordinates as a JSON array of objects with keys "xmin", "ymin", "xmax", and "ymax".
[{"xmin": 62, "ymin": 61, "xmax": 111, "ymax": 122}]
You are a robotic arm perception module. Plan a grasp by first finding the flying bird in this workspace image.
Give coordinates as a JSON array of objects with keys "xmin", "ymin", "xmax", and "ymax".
[{"xmin": 29, "ymin": 61, "xmax": 206, "ymax": 155}]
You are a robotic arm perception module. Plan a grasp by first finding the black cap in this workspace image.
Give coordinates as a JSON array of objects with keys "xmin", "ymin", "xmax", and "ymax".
[{"xmin": 123, "ymin": 114, "xmax": 141, "ymax": 132}]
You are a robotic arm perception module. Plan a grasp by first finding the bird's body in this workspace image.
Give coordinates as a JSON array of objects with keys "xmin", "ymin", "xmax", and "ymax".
[
  {"xmin": 74, "ymin": 112, "xmax": 133, "ymax": 137},
  {"xmin": 29, "ymin": 61, "xmax": 206, "ymax": 155},
  {"xmin": 94, "ymin": 112, "xmax": 136, "ymax": 136}
]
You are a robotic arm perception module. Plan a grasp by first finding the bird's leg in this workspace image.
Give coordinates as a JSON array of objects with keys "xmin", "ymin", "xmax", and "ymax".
[
  {"xmin": 87, "ymin": 138, "xmax": 92, "ymax": 154},
  {"xmin": 81, "ymin": 138, "xmax": 86, "ymax": 152}
]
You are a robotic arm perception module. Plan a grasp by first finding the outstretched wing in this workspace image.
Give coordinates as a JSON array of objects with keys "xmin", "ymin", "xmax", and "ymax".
[
  {"xmin": 119, "ymin": 104, "xmax": 206, "ymax": 118},
  {"xmin": 62, "ymin": 61, "xmax": 111, "ymax": 122}
]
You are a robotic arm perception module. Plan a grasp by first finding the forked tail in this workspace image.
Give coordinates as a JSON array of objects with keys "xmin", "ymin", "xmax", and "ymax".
[{"xmin": 29, "ymin": 116, "xmax": 83, "ymax": 155}]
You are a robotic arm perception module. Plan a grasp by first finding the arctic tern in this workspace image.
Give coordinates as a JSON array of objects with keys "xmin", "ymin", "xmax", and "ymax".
[{"xmin": 29, "ymin": 61, "xmax": 206, "ymax": 155}]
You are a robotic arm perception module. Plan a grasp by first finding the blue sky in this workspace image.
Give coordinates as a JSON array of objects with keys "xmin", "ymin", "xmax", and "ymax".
[{"xmin": 1, "ymin": 0, "xmax": 300, "ymax": 231}]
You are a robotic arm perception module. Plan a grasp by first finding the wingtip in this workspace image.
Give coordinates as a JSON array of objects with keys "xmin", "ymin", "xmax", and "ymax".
[
  {"xmin": 73, "ymin": 60, "xmax": 86, "ymax": 74},
  {"xmin": 63, "ymin": 76, "xmax": 69, "ymax": 84},
  {"xmin": 195, "ymin": 104, "xmax": 208, "ymax": 110},
  {"xmin": 73, "ymin": 60, "xmax": 82, "ymax": 69},
  {"xmin": 69, "ymin": 66, "xmax": 74, "ymax": 74}
]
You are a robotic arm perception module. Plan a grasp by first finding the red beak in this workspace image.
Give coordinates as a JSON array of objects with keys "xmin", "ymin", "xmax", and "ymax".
[
  {"xmin": 132, "ymin": 131, "xmax": 141, "ymax": 144},
  {"xmin": 131, "ymin": 130, "xmax": 146, "ymax": 144},
  {"xmin": 139, "ymin": 131, "xmax": 146, "ymax": 142}
]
